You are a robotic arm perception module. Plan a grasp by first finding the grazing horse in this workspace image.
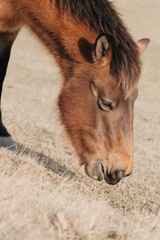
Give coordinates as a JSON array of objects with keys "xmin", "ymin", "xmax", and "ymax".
[{"xmin": 0, "ymin": 0, "xmax": 150, "ymax": 184}]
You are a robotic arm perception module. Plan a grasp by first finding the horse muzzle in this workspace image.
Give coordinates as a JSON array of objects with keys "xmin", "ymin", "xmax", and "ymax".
[{"xmin": 85, "ymin": 160, "xmax": 128, "ymax": 185}]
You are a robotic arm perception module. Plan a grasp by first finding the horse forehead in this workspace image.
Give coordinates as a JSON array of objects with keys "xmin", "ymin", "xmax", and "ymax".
[
  {"xmin": 94, "ymin": 70, "xmax": 116, "ymax": 86},
  {"xmin": 92, "ymin": 66, "xmax": 138, "ymax": 100},
  {"xmin": 94, "ymin": 74, "xmax": 121, "ymax": 95}
]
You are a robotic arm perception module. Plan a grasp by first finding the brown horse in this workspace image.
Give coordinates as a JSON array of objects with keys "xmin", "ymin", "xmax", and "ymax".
[{"xmin": 0, "ymin": 0, "xmax": 150, "ymax": 184}]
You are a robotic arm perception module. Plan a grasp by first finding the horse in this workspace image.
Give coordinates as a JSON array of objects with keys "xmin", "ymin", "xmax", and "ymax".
[{"xmin": 0, "ymin": 0, "xmax": 150, "ymax": 185}]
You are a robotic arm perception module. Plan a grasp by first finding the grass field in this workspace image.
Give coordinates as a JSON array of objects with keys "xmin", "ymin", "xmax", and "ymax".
[{"xmin": 0, "ymin": 1, "xmax": 160, "ymax": 239}]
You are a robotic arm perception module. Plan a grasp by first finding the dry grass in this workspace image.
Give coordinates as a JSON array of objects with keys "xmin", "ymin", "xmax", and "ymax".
[
  {"xmin": 0, "ymin": 1, "xmax": 160, "ymax": 239},
  {"xmin": 0, "ymin": 136, "xmax": 160, "ymax": 240}
]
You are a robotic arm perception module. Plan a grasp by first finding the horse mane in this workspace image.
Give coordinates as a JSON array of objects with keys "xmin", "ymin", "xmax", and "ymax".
[{"xmin": 55, "ymin": 0, "xmax": 142, "ymax": 94}]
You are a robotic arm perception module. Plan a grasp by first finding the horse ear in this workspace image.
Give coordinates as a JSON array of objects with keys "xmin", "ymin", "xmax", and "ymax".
[
  {"xmin": 137, "ymin": 38, "xmax": 150, "ymax": 54},
  {"xmin": 94, "ymin": 34, "xmax": 109, "ymax": 66}
]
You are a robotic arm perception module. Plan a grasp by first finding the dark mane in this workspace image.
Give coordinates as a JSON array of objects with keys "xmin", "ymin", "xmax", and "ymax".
[{"xmin": 55, "ymin": 0, "xmax": 142, "ymax": 93}]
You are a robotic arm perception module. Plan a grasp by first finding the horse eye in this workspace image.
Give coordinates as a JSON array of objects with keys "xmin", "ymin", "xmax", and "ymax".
[{"xmin": 99, "ymin": 99, "xmax": 113, "ymax": 111}]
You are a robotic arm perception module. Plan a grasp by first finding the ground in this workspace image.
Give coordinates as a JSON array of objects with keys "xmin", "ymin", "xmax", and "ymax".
[{"xmin": 0, "ymin": 1, "xmax": 160, "ymax": 239}]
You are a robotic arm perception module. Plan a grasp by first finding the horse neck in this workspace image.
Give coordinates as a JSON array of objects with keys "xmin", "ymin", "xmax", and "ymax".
[{"xmin": 15, "ymin": 0, "xmax": 97, "ymax": 79}]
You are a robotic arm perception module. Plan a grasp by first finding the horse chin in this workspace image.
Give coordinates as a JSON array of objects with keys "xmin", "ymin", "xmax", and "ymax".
[{"xmin": 85, "ymin": 160, "xmax": 106, "ymax": 181}]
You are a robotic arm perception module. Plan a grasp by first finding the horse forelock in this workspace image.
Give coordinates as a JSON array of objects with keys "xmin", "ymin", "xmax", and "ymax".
[
  {"xmin": 55, "ymin": 0, "xmax": 142, "ymax": 95},
  {"xmin": 110, "ymin": 38, "xmax": 142, "ymax": 97}
]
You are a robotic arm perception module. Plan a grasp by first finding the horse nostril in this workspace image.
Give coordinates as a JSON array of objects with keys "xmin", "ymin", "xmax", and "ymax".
[
  {"xmin": 105, "ymin": 170, "xmax": 125, "ymax": 185},
  {"xmin": 109, "ymin": 171, "xmax": 116, "ymax": 180},
  {"xmin": 115, "ymin": 170, "xmax": 125, "ymax": 181}
]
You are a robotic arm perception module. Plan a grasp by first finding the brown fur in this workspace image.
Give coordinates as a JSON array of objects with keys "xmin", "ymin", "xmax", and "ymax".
[{"xmin": 0, "ymin": 0, "xmax": 149, "ymax": 184}]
